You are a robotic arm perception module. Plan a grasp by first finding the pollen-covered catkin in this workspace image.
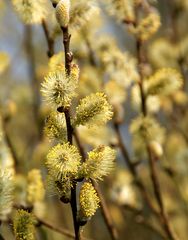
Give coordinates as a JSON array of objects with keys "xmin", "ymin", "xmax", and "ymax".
[
  {"xmin": 46, "ymin": 143, "xmax": 81, "ymax": 179},
  {"xmin": 74, "ymin": 92, "xmax": 113, "ymax": 127},
  {"xmin": 56, "ymin": 0, "xmax": 70, "ymax": 27},
  {"xmin": 145, "ymin": 68, "xmax": 183, "ymax": 96},
  {"xmin": 79, "ymin": 182, "xmax": 100, "ymax": 221},
  {"xmin": 80, "ymin": 145, "xmax": 116, "ymax": 181},
  {"xmin": 13, "ymin": 210, "xmax": 36, "ymax": 240},
  {"xmin": 27, "ymin": 169, "xmax": 45, "ymax": 204},
  {"xmin": 41, "ymin": 69, "xmax": 78, "ymax": 109},
  {"xmin": 12, "ymin": 0, "xmax": 48, "ymax": 24}
]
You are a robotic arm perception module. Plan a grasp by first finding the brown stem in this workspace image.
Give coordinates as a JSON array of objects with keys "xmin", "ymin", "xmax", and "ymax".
[
  {"xmin": 113, "ymin": 122, "xmax": 158, "ymax": 217},
  {"xmin": 41, "ymin": 19, "xmax": 54, "ymax": 58},
  {"xmin": 122, "ymin": 205, "xmax": 166, "ymax": 239},
  {"xmin": 92, "ymin": 180, "xmax": 119, "ymax": 240},
  {"xmin": 83, "ymin": 31, "xmax": 160, "ymax": 228},
  {"xmin": 41, "ymin": 17, "xmax": 80, "ymax": 239},
  {"xmin": 1, "ymin": 115, "xmax": 19, "ymax": 172},
  {"xmin": 147, "ymin": 147, "xmax": 178, "ymax": 240},
  {"xmin": 135, "ymin": 8, "xmax": 178, "ymax": 240},
  {"xmin": 39, "ymin": 218, "xmax": 92, "ymax": 240},
  {"xmin": 38, "ymin": 218, "xmax": 78, "ymax": 239},
  {"xmin": 60, "ymin": 26, "xmax": 80, "ymax": 240}
]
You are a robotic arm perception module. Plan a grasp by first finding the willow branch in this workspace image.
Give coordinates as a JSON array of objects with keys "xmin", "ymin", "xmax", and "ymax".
[
  {"xmin": 41, "ymin": 15, "xmax": 80, "ymax": 239},
  {"xmin": 1, "ymin": 115, "xmax": 19, "ymax": 172},
  {"xmin": 134, "ymin": 4, "xmax": 179, "ymax": 239},
  {"xmin": 59, "ymin": 25, "xmax": 80, "ymax": 240},
  {"xmin": 122, "ymin": 205, "xmax": 166, "ymax": 239},
  {"xmin": 83, "ymin": 32, "xmax": 159, "ymax": 229},
  {"xmin": 41, "ymin": 19, "xmax": 54, "ymax": 58},
  {"xmin": 38, "ymin": 218, "xmax": 91, "ymax": 240}
]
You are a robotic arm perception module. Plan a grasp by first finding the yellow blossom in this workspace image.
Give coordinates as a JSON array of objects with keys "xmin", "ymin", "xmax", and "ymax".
[
  {"xmin": 12, "ymin": 0, "xmax": 48, "ymax": 24},
  {"xmin": 70, "ymin": 0, "xmax": 99, "ymax": 30},
  {"xmin": 74, "ymin": 92, "xmax": 113, "ymax": 127},
  {"xmin": 13, "ymin": 210, "xmax": 36, "ymax": 240},
  {"xmin": 27, "ymin": 169, "xmax": 45, "ymax": 204},
  {"xmin": 46, "ymin": 143, "xmax": 81, "ymax": 179},
  {"xmin": 130, "ymin": 12, "xmax": 161, "ymax": 41},
  {"xmin": 130, "ymin": 115, "xmax": 165, "ymax": 155},
  {"xmin": 56, "ymin": 0, "xmax": 70, "ymax": 27},
  {"xmin": 41, "ymin": 68, "xmax": 78, "ymax": 109},
  {"xmin": 79, "ymin": 182, "xmax": 100, "ymax": 220},
  {"xmin": 44, "ymin": 111, "xmax": 67, "ymax": 142},
  {"xmin": 80, "ymin": 145, "xmax": 116, "ymax": 181},
  {"xmin": 145, "ymin": 68, "xmax": 183, "ymax": 96}
]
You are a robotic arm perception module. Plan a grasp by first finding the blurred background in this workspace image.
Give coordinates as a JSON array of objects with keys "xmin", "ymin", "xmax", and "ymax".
[{"xmin": 1, "ymin": 0, "xmax": 188, "ymax": 239}]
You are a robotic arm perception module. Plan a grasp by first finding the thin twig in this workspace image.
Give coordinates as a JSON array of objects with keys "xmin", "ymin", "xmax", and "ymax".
[
  {"xmin": 82, "ymin": 31, "xmax": 160, "ymax": 225},
  {"xmin": 92, "ymin": 181, "xmax": 119, "ymax": 240},
  {"xmin": 59, "ymin": 25, "xmax": 80, "ymax": 240},
  {"xmin": 42, "ymin": 8, "xmax": 118, "ymax": 239},
  {"xmin": 134, "ymin": 3, "xmax": 179, "ymax": 239},
  {"xmin": 113, "ymin": 122, "xmax": 158, "ymax": 217},
  {"xmin": 0, "ymin": 115, "xmax": 19, "ymax": 172},
  {"xmin": 122, "ymin": 204, "xmax": 166, "ymax": 240},
  {"xmin": 41, "ymin": 12, "xmax": 80, "ymax": 239},
  {"xmin": 38, "ymin": 218, "xmax": 92, "ymax": 240},
  {"xmin": 41, "ymin": 19, "xmax": 54, "ymax": 58}
]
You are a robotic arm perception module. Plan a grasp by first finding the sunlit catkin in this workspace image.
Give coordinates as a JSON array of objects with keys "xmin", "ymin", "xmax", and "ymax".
[
  {"xmin": 46, "ymin": 143, "xmax": 81, "ymax": 179},
  {"xmin": 130, "ymin": 12, "xmax": 161, "ymax": 41},
  {"xmin": 13, "ymin": 210, "xmax": 36, "ymax": 240},
  {"xmin": 12, "ymin": 0, "xmax": 48, "ymax": 24},
  {"xmin": 79, "ymin": 182, "xmax": 100, "ymax": 221},
  {"xmin": 41, "ymin": 69, "xmax": 78, "ymax": 109},
  {"xmin": 69, "ymin": 0, "xmax": 99, "ymax": 30},
  {"xmin": 56, "ymin": 0, "xmax": 70, "ymax": 27},
  {"xmin": 130, "ymin": 115, "xmax": 165, "ymax": 156},
  {"xmin": 145, "ymin": 68, "xmax": 183, "ymax": 96},
  {"xmin": 27, "ymin": 169, "xmax": 45, "ymax": 204},
  {"xmin": 80, "ymin": 145, "xmax": 116, "ymax": 181},
  {"xmin": 74, "ymin": 92, "xmax": 113, "ymax": 127},
  {"xmin": 44, "ymin": 111, "xmax": 67, "ymax": 142}
]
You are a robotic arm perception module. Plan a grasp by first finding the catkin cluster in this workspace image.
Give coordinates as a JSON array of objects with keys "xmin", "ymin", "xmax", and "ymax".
[{"xmin": 40, "ymin": 0, "xmax": 116, "ymax": 223}]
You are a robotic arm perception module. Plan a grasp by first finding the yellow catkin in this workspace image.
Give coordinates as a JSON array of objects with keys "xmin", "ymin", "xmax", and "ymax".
[
  {"xmin": 81, "ymin": 145, "xmax": 116, "ymax": 181},
  {"xmin": 74, "ymin": 92, "xmax": 113, "ymax": 127},
  {"xmin": 12, "ymin": 0, "xmax": 48, "ymax": 24},
  {"xmin": 27, "ymin": 169, "xmax": 45, "ymax": 204},
  {"xmin": 41, "ymin": 69, "xmax": 78, "ymax": 108},
  {"xmin": 56, "ymin": 0, "xmax": 70, "ymax": 27},
  {"xmin": 79, "ymin": 182, "xmax": 100, "ymax": 219},
  {"xmin": 130, "ymin": 12, "xmax": 161, "ymax": 41},
  {"xmin": 145, "ymin": 68, "xmax": 183, "ymax": 96},
  {"xmin": 46, "ymin": 143, "xmax": 81, "ymax": 179},
  {"xmin": 13, "ymin": 210, "xmax": 36, "ymax": 240}
]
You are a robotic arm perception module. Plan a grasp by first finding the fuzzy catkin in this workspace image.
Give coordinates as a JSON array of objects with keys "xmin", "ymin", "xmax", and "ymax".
[
  {"xmin": 74, "ymin": 92, "xmax": 113, "ymax": 127},
  {"xmin": 55, "ymin": 0, "xmax": 70, "ymax": 27},
  {"xmin": 79, "ymin": 182, "xmax": 100, "ymax": 220}
]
